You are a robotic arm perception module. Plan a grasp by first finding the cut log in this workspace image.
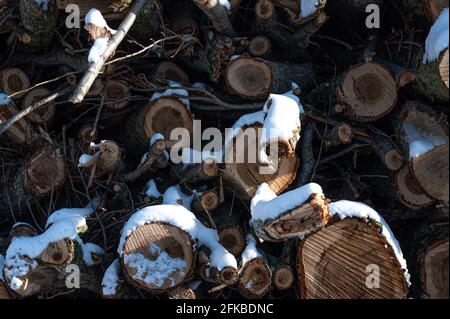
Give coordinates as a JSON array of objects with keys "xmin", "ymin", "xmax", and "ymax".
[
  {"xmin": 123, "ymin": 96, "xmax": 193, "ymax": 151},
  {"xmin": 149, "ymin": 62, "xmax": 190, "ymax": 84},
  {"xmin": 269, "ymin": 241, "xmax": 295, "ymax": 291},
  {"xmin": 22, "ymin": 88, "xmax": 56, "ymax": 127},
  {"xmin": 324, "ymin": 122, "xmax": 353, "ymax": 148},
  {"xmin": 238, "ymin": 236, "xmax": 272, "ymax": 298},
  {"xmin": 120, "ymin": 222, "xmax": 195, "ymax": 293},
  {"xmin": 25, "ymin": 145, "xmax": 67, "ymax": 197},
  {"xmin": 123, "ymin": 137, "xmax": 166, "ymax": 182},
  {"xmin": 225, "ymin": 56, "xmax": 314, "ymax": 100},
  {"xmin": 198, "ymin": 249, "xmax": 239, "ymax": 286},
  {"xmin": 357, "ymin": 133, "xmax": 405, "ymax": 171},
  {"xmin": 336, "ymin": 62, "xmax": 398, "ymax": 122},
  {"xmin": 254, "ymin": 0, "xmax": 290, "ymax": 51},
  {"xmin": 0, "ymin": 281, "xmax": 10, "ymax": 299},
  {"xmin": 248, "ymin": 35, "xmax": 272, "ymax": 58},
  {"xmin": 251, "ymin": 183, "xmax": 329, "ymax": 242},
  {"xmin": 2, "ymin": 206, "xmax": 102, "ymax": 297},
  {"xmin": 395, "ymin": 165, "xmax": 435, "ymax": 210},
  {"xmin": 0, "ymin": 96, "xmax": 33, "ymax": 144},
  {"xmin": 213, "ymin": 206, "xmax": 245, "ymax": 256},
  {"xmin": 191, "ymin": 189, "xmax": 221, "ymax": 214},
  {"xmin": 95, "ymin": 140, "xmax": 122, "ymax": 175},
  {"xmin": 416, "ymin": 49, "xmax": 449, "ymax": 102},
  {"xmin": 100, "ymin": 80, "xmax": 132, "ymax": 128},
  {"xmin": 297, "ymin": 217, "xmax": 409, "ymax": 299},
  {"xmin": 19, "ymin": 0, "xmax": 58, "ymax": 52},
  {"xmin": 397, "ymin": 102, "xmax": 449, "ymax": 202},
  {"xmin": 0, "ymin": 68, "xmax": 30, "ymax": 98},
  {"xmin": 170, "ymin": 158, "xmax": 220, "ymax": 185},
  {"xmin": 415, "ymin": 222, "xmax": 449, "ymax": 299},
  {"xmin": 193, "ymin": 0, "xmax": 235, "ymax": 36},
  {"xmin": 168, "ymin": 1, "xmax": 199, "ymax": 36}
]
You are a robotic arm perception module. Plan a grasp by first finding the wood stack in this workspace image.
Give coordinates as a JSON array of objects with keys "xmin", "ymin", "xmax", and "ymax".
[{"xmin": 0, "ymin": 0, "xmax": 448, "ymax": 300}]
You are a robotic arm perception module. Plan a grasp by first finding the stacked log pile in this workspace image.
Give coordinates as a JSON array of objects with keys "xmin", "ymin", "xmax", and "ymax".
[{"xmin": 0, "ymin": 0, "xmax": 448, "ymax": 299}]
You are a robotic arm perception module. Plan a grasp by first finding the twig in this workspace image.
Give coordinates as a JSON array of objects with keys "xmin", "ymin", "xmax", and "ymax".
[{"xmin": 69, "ymin": 0, "xmax": 149, "ymax": 104}]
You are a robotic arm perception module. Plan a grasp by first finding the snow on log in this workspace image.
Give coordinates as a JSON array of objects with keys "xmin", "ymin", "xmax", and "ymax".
[
  {"xmin": 251, "ymin": 183, "xmax": 328, "ymax": 242},
  {"xmin": 101, "ymin": 259, "xmax": 123, "ymax": 299},
  {"xmin": 397, "ymin": 101, "xmax": 449, "ymax": 202},
  {"xmin": 414, "ymin": 222, "xmax": 449, "ymax": 299},
  {"xmin": 336, "ymin": 61, "xmax": 398, "ymax": 122},
  {"xmin": 225, "ymin": 55, "xmax": 314, "ymax": 100},
  {"xmin": 297, "ymin": 200, "xmax": 410, "ymax": 299},
  {"xmin": 123, "ymin": 83, "xmax": 193, "ymax": 151},
  {"xmin": 170, "ymin": 148, "xmax": 220, "ymax": 185},
  {"xmin": 223, "ymin": 90, "xmax": 301, "ymax": 199},
  {"xmin": 2, "ymin": 202, "xmax": 102, "ymax": 297},
  {"xmin": 416, "ymin": 8, "xmax": 449, "ymax": 102},
  {"xmin": 118, "ymin": 205, "xmax": 237, "ymax": 292},
  {"xmin": 237, "ymin": 235, "xmax": 272, "ymax": 298}
]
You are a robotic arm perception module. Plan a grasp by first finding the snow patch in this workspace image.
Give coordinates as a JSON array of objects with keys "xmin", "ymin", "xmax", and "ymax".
[
  {"xmin": 219, "ymin": 0, "xmax": 231, "ymax": 11},
  {"xmin": 118, "ymin": 205, "xmax": 237, "ymax": 270},
  {"xmin": 77, "ymin": 240, "xmax": 104, "ymax": 267},
  {"xmin": 150, "ymin": 81, "xmax": 190, "ymax": 109},
  {"xmin": 0, "ymin": 93, "xmax": 12, "ymax": 106},
  {"xmin": 145, "ymin": 179, "xmax": 162, "ymax": 198},
  {"xmin": 403, "ymin": 122, "xmax": 447, "ymax": 158},
  {"xmin": 259, "ymin": 93, "xmax": 301, "ymax": 163},
  {"xmin": 328, "ymin": 200, "xmax": 410, "ymax": 285},
  {"xmin": 300, "ymin": 0, "xmax": 319, "ymax": 18},
  {"xmin": 251, "ymin": 182, "xmax": 323, "ymax": 223},
  {"xmin": 88, "ymin": 38, "xmax": 109, "ymax": 64},
  {"xmin": 423, "ymin": 8, "xmax": 449, "ymax": 63},
  {"xmin": 102, "ymin": 259, "xmax": 121, "ymax": 296},
  {"xmin": 124, "ymin": 243, "xmax": 187, "ymax": 288},
  {"xmin": 34, "ymin": 0, "xmax": 49, "ymax": 10},
  {"xmin": 84, "ymin": 8, "xmax": 117, "ymax": 34},
  {"xmin": 241, "ymin": 235, "xmax": 262, "ymax": 266},
  {"xmin": 78, "ymin": 153, "xmax": 95, "ymax": 166},
  {"xmin": 162, "ymin": 185, "xmax": 194, "ymax": 210}
]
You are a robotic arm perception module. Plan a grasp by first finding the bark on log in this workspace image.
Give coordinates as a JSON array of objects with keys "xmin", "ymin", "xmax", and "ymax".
[
  {"xmin": 56, "ymin": 0, "xmax": 127, "ymax": 21},
  {"xmin": 402, "ymin": 0, "xmax": 449, "ymax": 23},
  {"xmin": 168, "ymin": 1, "xmax": 199, "ymax": 36},
  {"xmin": 357, "ymin": 133, "xmax": 405, "ymax": 171},
  {"xmin": 19, "ymin": 0, "xmax": 58, "ymax": 52},
  {"xmin": 336, "ymin": 62, "xmax": 398, "ymax": 122},
  {"xmin": 415, "ymin": 222, "xmax": 449, "ymax": 299},
  {"xmin": 397, "ymin": 101, "xmax": 449, "ymax": 202},
  {"xmin": 198, "ymin": 249, "xmax": 238, "ymax": 286},
  {"xmin": 297, "ymin": 217, "xmax": 409, "ymax": 299},
  {"xmin": 22, "ymin": 88, "xmax": 56, "ymax": 127},
  {"xmin": 415, "ymin": 49, "xmax": 449, "ymax": 102},
  {"xmin": 324, "ymin": 122, "xmax": 353, "ymax": 148},
  {"xmin": 123, "ymin": 96, "xmax": 193, "ymax": 151},
  {"xmin": 120, "ymin": 222, "xmax": 195, "ymax": 293},
  {"xmin": 170, "ymin": 158, "xmax": 220, "ymax": 185},
  {"xmin": 193, "ymin": 0, "xmax": 235, "ymax": 36},
  {"xmin": 130, "ymin": 0, "xmax": 162, "ymax": 41},
  {"xmin": 268, "ymin": 241, "xmax": 295, "ymax": 291}
]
